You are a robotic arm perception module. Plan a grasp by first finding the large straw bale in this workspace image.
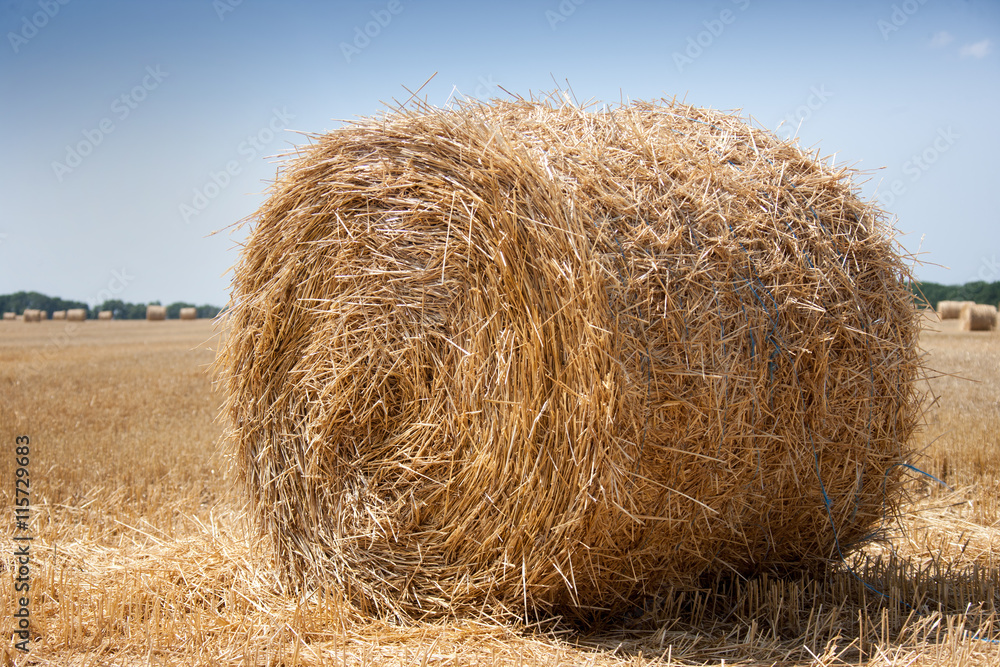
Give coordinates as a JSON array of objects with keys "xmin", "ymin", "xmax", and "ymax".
[
  {"xmin": 52, "ymin": 310, "xmax": 66, "ymax": 320},
  {"xmin": 66, "ymin": 309, "xmax": 86, "ymax": 322},
  {"xmin": 98, "ymin": 310, "xmax": 113, "ymax": 321},
  {"xmin": 22, "ymin": 309, "xmax": 41, "ymax": 323},
  {"xmin": 179, "ymin": 307, "xmax": 197, "ymax": 320},
  {"xmin": 216, "ymin": 98, "xmax": 923, "ymax": 622},
  {"xmin": 936, "ymin": 301, "xmax": 961, "ymax": 319},
  {"xmin": 2, "ymin": 312, "xmax": 14, "ymax": 321},
  {"xmin": 146, "ymin": 305, "xmax": 166, "ymax": 321},
  {"xmin": 960, "ymin": 304, "xmax": 997, "ymax": 331}
]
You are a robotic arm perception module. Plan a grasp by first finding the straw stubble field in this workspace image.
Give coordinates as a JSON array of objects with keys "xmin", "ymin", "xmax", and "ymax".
[{"xmin": 0, "ymin": 318, "xmax": 998, "ymax": 665}]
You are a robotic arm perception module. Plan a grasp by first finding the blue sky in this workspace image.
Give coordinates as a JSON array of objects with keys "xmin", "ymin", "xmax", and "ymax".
[{"xmin": 2, "ymin": 0, "xmax": 998, "ymax": 306}]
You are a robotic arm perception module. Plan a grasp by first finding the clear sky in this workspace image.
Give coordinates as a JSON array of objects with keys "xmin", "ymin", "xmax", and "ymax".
[{"xmin": 2, "ymin": 0, "xmax": 998, "ymax": 307}]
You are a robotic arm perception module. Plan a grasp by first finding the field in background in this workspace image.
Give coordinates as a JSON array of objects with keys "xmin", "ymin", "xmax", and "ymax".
[{"xmin": 0, "ymin": 318, "xmax": 997, "ymax": 666}]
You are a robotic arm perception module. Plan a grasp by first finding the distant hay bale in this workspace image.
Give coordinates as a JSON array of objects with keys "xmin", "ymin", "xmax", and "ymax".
[
  {"xmin": 37, "ymin": 311, "xmax": 48, "ymax": 321},
  {"xmin": 179, "ymin": 307, "xmax": 197, "ymax": 320},
  {"xmin": 937, "ymin": 301, "xmax": 962, "ymax": 319},
  {"xmin": 2, "ymin": 312, "xmax": 14, "ymax": 321},
  {"xmin": 216, "ymin": 98, "xmax": 924, "ymax": 622},
  {"xmin": 960, "ymin": 304, "xmax": 997, "ymax": 331},
  {"xmin": 146, "ymin": 305, "xmax": 166, "ymax": 321},
  {"xmin": 98, "ymin": 310, "xmax": 113, "ymax": 321},
  {"xmin": 52, "ymin": 310, "xmax": 66, "ymax": 320},
  {"xmin": 22, "ymin": 309, "xmax": 41, "ymax": 323},
  {"xmin": 66, "ymin": 309, "xmax": 86, "ymax": 322}
]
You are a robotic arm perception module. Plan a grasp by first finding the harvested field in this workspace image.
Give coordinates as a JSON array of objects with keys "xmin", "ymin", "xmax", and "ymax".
[{"xmin": 1, "ymin": 276, "xmax": 997, "ymax": 664}]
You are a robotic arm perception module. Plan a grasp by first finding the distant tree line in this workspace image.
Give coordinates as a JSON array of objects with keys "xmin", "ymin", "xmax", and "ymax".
[
  {"xmin": 0, "ymin": 291, "xmax": 222, "ymax": 319},
  {"xmin": 911, "ymin": 281, "xmax": 1000, "ymax": 309},
  {"xmin": 4, "ymin": 284, "xmax": 997, "ymax": 320},
  {"xmin": 0, "ymin": 291, "xmax": 88, "ymax": 315}
]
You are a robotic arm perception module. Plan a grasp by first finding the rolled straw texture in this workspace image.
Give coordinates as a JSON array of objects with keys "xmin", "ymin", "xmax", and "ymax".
[
  {"xmin": 179, "ymin": 307, "xmax": 197, "ymax": 320},
  {"xmin": 66, "ymin": 309, "xmax": 86, "ymax": 322},
  {"xmin": 216, "ymin": 98, "xmax": 923, "ymax": 621},
  {"xmin": 98, "ymin": 310, "xmax": 113, "ymax": 320},
  {"xmin": 960, "ymin": 304, "xmax": 997, "ymax": 331},
  {"xmin": 937, "ymin": 301, "xmax": 961, "ymax": 319},
  {"xmin": 52, "ymin": 310, "xmax": 66, "ymax": 320},
  {"xmin": 146, "ymin": 305, "xmax": 166, "ymax": 321}
]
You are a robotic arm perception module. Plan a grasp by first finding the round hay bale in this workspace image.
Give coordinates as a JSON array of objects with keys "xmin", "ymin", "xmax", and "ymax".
[
  {"xmin": 2, "ymin": 312, "xmax": 14, "ymax": 321},
  {"xmin": 98, "ymin": 310, "xmax": 113, "ymax": 321},
  {"xmin": 22, "ymin": 309, "xmax": 41, "ymax": 323},
  {"xmin": 52, "ymin": 310, "xmax": 66, "ymax": 320},
  {"xmin": 960, "ymin": 304, "xmax": 997, "ymax": 331},
  {"xmin": 937, "ymin": 300, "xmax": 962, "ymax": 319},
  {"xmin": 179, "ymin": 307, "xmax": 197, "ymax": 320},
  {"xmin": 216, "ymin": 98, "xmax": 923, "ymax": 621},
  {"xmin": 146, "ymin": 305, "xmax": 166, "ymax": 321},
  {"xmin": 66, "ymin": 308, "xmax": 86, "ymax": 322}
]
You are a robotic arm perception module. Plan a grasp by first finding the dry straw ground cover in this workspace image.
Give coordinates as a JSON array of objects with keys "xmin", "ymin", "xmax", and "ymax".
[
  {"xmin": 0, "ymin": 317, "xmax": 998, "ymax": 665},
  {"xmin": 217, "ymin": 97, "xmax": 922, "ymax": 622}
]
